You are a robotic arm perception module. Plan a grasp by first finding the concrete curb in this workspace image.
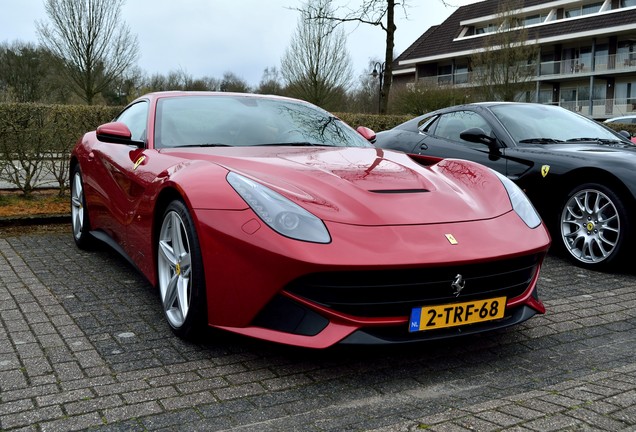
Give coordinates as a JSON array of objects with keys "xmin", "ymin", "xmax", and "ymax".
[{"xmin": 0, "ymin": 214, "xmax": 70, "ymax": 227}]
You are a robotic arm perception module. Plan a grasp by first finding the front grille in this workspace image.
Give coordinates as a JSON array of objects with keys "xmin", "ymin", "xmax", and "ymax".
[{"xmin": 285, "ymin": 254, "xmax": 541, "ymax": 318}]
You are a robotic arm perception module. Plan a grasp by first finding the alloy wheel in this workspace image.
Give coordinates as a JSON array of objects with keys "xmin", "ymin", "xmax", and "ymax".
[
  {"xmin": 560, "ymin": 188, "xmax": 620, "ymax": 265},
  {"xmin": 158, "ymin": 210, "xmax": 193, "ymax": 329},
  {"xmin": 71, "ymin": 171, "xmax": 84, "ymax": 241}
]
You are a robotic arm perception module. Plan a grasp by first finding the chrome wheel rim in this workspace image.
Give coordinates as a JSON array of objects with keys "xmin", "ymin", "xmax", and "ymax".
[
  {"xmin": 158, "ymin": 211, "xmax": 192, "ymax": 328},
  {"xmin": 561, "ymin": 188, "xmax": 620, "ymax": 264},
  {"xmin": 71, "ymin": 171, "xmax": 84, "ymax": 240}
]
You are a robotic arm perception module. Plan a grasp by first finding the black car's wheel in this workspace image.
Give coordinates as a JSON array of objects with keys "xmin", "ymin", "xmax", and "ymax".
[
  {"xmin": 560, "ymin": 183, "xmax": 629, "ymax": 269},
  {"xmin": 157, "ymin": 200, "xmax": 207, "ymax": 339},
  {"xmin": 70, "ymin": 166, "xmax": 94, "ymax": 249}
]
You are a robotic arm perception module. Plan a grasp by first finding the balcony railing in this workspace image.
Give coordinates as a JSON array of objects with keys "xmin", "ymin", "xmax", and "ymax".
[
  {"xmin": 539, "ymin": 53, "xmax": 636, "ymax": 77},
  {"xmin": 414, "ymin": 53, "xmax": 636, "ymax": 118},
  {"xmin": 547, "ymin": 98, "xmax": 636, "ymax": 118},
  {"xmin": 418, "ymin": 53, "xmax": 636, "ymax": 86}
]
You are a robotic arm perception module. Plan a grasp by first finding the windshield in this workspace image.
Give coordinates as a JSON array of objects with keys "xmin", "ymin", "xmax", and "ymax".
[
  {"xmin": 489, "ymin": 104, "xmax": 627, "ymax": 143},
  {"xmin": 154, "ymin": 95, "xmax": 372, "ymax": 149}
]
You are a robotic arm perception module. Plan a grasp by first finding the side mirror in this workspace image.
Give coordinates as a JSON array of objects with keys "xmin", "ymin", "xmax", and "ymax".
[
  {"xmin": 460, "ymin": 127, "xmax": 500, "ymax": 152},
  {"xmin": 96, "ymin": 122, "xmax": 144, "ymax": 147},
  {"xmin": 618, "ymin": 130, "xmax": 631, "ymax": 140},
  {"xmin": 356, "ymin": 126, "xmax": 376, "ymax": 143}
]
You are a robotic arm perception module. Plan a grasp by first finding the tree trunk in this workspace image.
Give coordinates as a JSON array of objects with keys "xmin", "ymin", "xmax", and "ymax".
[{"xmin": 381, "ymin": 0, "xmax": 396, "ymax": 114}]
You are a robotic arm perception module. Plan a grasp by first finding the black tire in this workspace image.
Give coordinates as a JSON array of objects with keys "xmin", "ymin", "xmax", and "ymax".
[
  {"xmin": 156, "ymin": 200, "xmax": 207, "ymax": 339},
  {"xmin": 70, "ymin": 166, "xmax": 95, "ymax": 249},
  {"xmin": 559, "ymin": 182, "xmax": 630, "ymax": 269}
]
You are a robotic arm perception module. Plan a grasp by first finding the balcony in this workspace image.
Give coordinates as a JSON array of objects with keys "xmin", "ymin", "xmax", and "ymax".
[
  {"xmin": 551, "ymin": 98, "xmax": 636, "ymax": 118},
  {"xmin": 540, "ymin": 53, "xmax": 636, "ymax": 77},
  {"xmin": 418, "ymin": 53, "xmax": 636, "ymax": 87}
]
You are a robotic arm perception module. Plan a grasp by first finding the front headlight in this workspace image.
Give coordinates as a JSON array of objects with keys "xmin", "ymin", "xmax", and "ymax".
[
  {"xmin": 227, "ymin": 172, "xmax": 331, "ymax": 243},
  {"xmin": 493, "ymin": 170, "xmax": 542, "ymax": 229}
]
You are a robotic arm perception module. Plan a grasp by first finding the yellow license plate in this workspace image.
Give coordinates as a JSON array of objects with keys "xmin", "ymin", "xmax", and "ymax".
[{"xmin": 409, "ymin": 297, "xmax": 506, "ymax": 332}]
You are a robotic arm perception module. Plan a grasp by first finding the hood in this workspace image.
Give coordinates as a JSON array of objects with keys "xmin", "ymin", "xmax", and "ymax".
[
  {"xmin": 520, "ymin": 142, "xmax": 636, "ymax": 165},
  {"xmin": 165, "ymin": 146, "xmax": 513, "ymax": 226}
]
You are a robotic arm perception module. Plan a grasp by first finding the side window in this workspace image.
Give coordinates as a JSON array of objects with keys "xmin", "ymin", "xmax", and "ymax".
[
  {"xmin": 461, "ymin": 111, "xmax": 493, "ymax": 136},
  {"xmin": 417, "ymin": 115, "xmax": 438, "ymax": 133},
  {"xmin": 434, "ymin": 111, "xmax": 492, "ymax": 143},
  {"xmin": 116, "ymin": 101, "xmax": 148, "ymax": 142}
]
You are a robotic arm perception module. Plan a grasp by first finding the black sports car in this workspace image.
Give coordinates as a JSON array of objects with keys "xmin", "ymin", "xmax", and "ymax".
[{"xmin": 373, "ymin": 102, "xmax": 636, "ymax": 270}]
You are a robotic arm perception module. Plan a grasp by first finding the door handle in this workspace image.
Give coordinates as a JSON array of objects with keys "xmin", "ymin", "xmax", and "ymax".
[{"xmin": 419, "ymin": 143, "xmax": 428, "ymax": 151}]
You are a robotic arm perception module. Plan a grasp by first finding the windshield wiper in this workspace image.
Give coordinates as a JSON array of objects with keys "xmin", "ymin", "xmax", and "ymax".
[
  {"xmin": 256, "ymin": 142, "xmax": 332, "ymax": 147},
  {"xmin": 518, "ymin": 138, "xmax": 564, "ymax": 144},
  {"xmin": 566, "ymin": 138, "xmax": 623, "ymax": 144},
  {"xmin": 175, "ymin": 143, "xmax": 233, "ymax": 148}
]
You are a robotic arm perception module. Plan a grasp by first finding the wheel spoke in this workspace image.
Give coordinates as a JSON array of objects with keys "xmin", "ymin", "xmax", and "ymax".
[
  {"xmin": 180, "ymin": 253, "xmax": 192, "ymax": 278},
  {"xmin": 159, "ymin": 239, "xmax": 177, "ymax": 266},
  {"xmin": 163, "ymin": 273, "xmax": 179, "ymax": 310},
  {"xmin": 177, "ymin": 275, "xmax": 190, "ymax": 320},
  {"xmin": 170, "ymin": 213, "xmax": 185, "ymax": 257}
]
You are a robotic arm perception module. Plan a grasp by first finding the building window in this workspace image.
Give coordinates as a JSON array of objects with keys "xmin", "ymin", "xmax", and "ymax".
[
  {"xmin": 565, "ymin": 2, "xmax": 603, "ymax": 17},
  {"xmin": 523, "ymin": 13, "xmax": 553, "ymax": 26},
  {"xmin": 594, "ymin": 44, "xmax": 609, "ymax": 71},
  {"xmin": 455, "ymin": 64, "xmax": 469, "ymax": 84},
  {"xmin": 538, "ymin": 89, "xmax": 553, "ymax": 104},
  {"xmin": 475, "ymin": 23, "xmax": 497, "ymax": 34},
  {"xmin": 438, "ymin": 65, "xmax": 453, "ymax": 84},
  {"xmin": 618, "ymin": 41, "xmax": 636, "ymax": 66},
  {"xmin": 524, "ymin": 14, "xmax": 542, "ymax": 25},
  {"xmin": 582, "ymin": 2, "xmax": 603, "ymax": 14}
]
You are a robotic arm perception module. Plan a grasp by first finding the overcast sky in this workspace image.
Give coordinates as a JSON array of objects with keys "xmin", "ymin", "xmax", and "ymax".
[{"xmin": 0, "ymin": 0, "xmax": 481, "ymax": 87}]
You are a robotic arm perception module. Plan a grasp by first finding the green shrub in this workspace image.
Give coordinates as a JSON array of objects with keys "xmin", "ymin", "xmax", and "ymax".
[
  {"xmin": 0, "ymin": 103, "xmax": 120, "ymax": 195},
  {"xmin": 336, "ymin": 112, "xmax": 412, "ymax": 132},
  {"xmin": 604, "ymin": 122, "xmax": 636, "ymax": 137}
]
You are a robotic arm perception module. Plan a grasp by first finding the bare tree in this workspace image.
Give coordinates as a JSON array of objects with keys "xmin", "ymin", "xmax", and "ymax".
[
  {"xmin": 0, "ymin": 42, "xmax": 50, "ymax": 103},
  {"xmin": 36, "ymin": 0, "xmax": 139, "ymax": 104},
  {"xmin": 281, "ymin": 0, "xmax": 353, "ymax": 111},
  {"xmin": 219, "ymin": 72, "xmax": 251, "ymax": 93},
  {"xmin": 300, "ymin": 0, "xmax": 408, "ymax": 114},
  {"xmin": 256, "ymin": 67, "xmax": 285, "ymax": 96},
  {"xmin": 470, "ymin": 0, "xmax": 538, "ymax": 102}
]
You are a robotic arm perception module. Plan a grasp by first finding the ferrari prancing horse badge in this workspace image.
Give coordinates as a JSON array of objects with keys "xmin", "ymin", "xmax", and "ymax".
[
  {"xmin": 541, "ymin": 165, "xmax": 550, "ymax": 178},
  {"xmin": 133, "ymin": 155, "xmax": 146, "ymax": 170}
]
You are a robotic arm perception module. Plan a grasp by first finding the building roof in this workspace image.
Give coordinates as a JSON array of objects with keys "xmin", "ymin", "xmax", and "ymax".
[{"xmin": 397, "ymin": 0, "xmax": 636, "ymax": 67}]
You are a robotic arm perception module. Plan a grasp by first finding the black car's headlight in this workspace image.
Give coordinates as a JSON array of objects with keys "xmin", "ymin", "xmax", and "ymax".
[
  {"xmin": 493, "ymin": 170, "xmax": 542, "ymax": 229},
  {"xmin": 227, "ymin": 172, "xmax": 331, "ymax": 243}
]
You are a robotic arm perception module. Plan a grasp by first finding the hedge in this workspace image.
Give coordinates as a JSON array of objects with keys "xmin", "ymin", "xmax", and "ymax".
[
  {"xmin": 0, "ymin": 103, "xmax": 121, "ymax": 195},
  {"xmin": 1, "ymin": 102, "xmax": 633, "ymax": 195}
]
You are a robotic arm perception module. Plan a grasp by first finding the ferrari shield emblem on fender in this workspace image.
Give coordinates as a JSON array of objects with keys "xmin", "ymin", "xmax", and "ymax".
[
  {"xmin": 541, "ymin": 165, "xmax": 550, "ymax": 178},
  {"xmin": 445, "ymin": 234, "xmax": 458, "ymax": 245},
  {"xmin": 133, "ymin": 155, "xmax": 146, "ymax": 170}
]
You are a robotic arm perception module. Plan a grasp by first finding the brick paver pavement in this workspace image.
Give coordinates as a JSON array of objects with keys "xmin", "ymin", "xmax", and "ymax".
[{"xmin": 1, "ymin": 224, "xmax": 635, "ymax": 431}]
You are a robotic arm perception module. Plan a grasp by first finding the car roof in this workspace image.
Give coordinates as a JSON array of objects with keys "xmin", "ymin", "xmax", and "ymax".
[
  {"xmin": 605, "ymin": 115, "xmax": 636, "ymax": 121},
  {"xmin": 133, "ymin": 91, "xmax": 312, "ymax": 107}
]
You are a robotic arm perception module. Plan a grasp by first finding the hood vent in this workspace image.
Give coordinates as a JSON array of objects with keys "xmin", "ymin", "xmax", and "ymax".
[{"xmin": 369, "ymin": 189, "xmax": 430, "ymax": 194}]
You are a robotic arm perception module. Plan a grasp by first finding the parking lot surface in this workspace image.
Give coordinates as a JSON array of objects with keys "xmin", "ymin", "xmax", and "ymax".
[{"xmin": 1, "ymin": 224, "xmax": 635, "ymax": 431}]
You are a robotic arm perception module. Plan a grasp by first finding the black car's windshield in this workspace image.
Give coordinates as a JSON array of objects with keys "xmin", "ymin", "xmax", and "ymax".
[
  {"xmin": 155, "ymin": 95, "xmax": 372, "ymax": 149},
  {"xmin": 490, "ymin": 104, "xmax": 628, "ymax": 144}
]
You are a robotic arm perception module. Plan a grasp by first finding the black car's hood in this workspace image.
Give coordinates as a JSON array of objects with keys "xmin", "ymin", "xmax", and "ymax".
[{"xmin": 517, "ymin": 141, "xmax": 636, "ymax": 159}]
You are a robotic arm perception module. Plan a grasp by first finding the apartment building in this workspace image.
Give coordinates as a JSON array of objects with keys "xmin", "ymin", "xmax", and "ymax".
[{"xmin": 392, "ymin": 0, "xmax": 636, "ymax": 119}]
